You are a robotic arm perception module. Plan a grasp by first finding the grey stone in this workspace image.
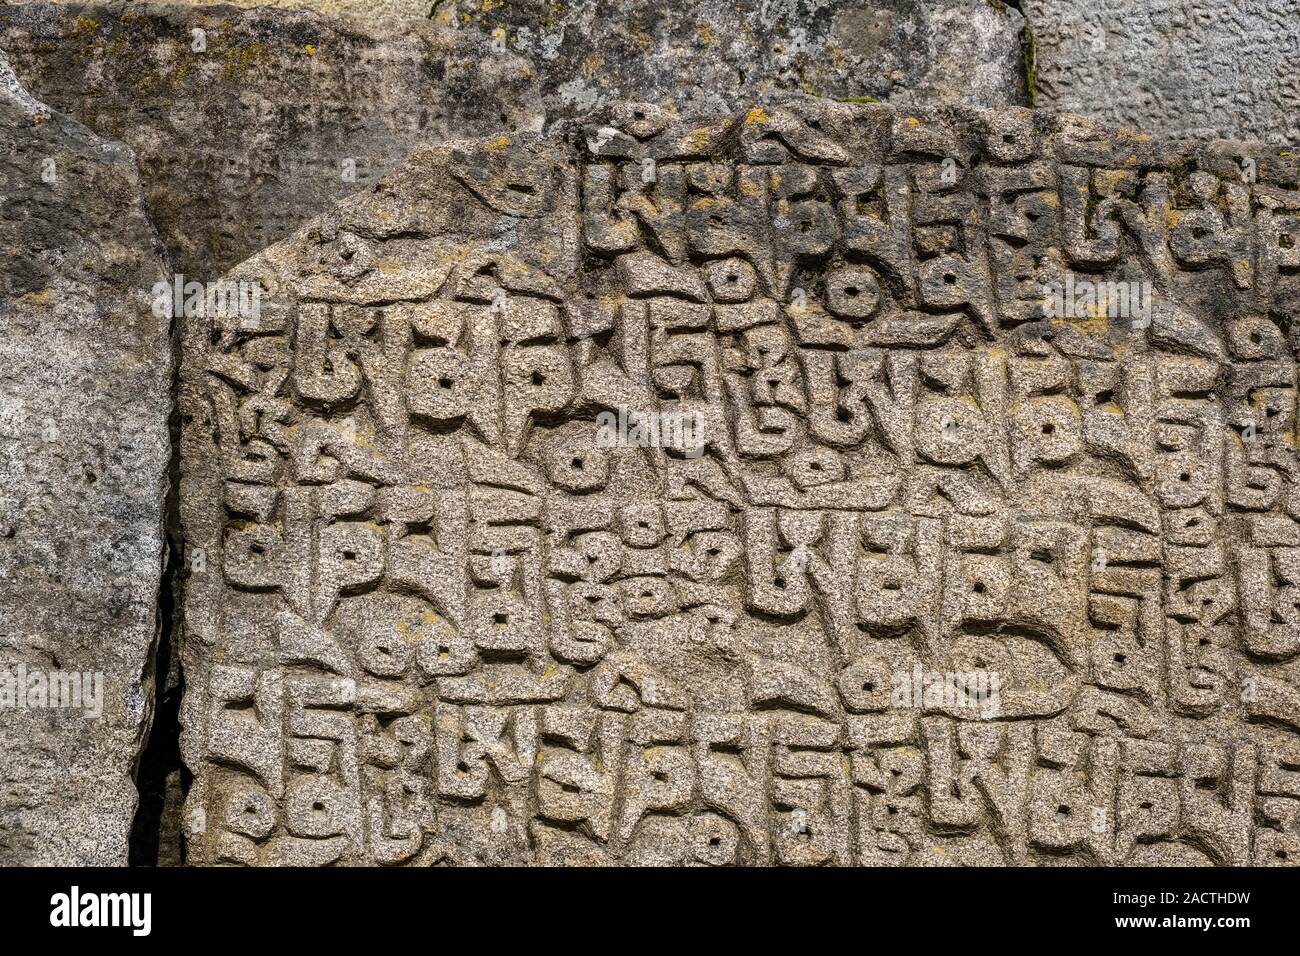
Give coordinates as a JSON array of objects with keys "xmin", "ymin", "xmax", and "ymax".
[
  {"xmin": 0, "ymin": 49, "xmax": 170, "ymax": 864},
  {"xmin": 1025, "ymin": 0, "xmax": 1300, "ymax": 145},
  {"xmin": 180, "ymin": 98, "xmax": 1300, "ymax": 865},
  {"xmin": 0, "ymin": 1, "xmax": 1025, "ymax": 281},
  {"xmin": 443, "ymin": 0, "xmax": 1028, "ymax": 118}
]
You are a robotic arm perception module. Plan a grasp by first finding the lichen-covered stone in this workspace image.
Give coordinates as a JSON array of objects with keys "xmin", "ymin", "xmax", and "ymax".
[
  {"xmin": 180, "ymin": 98, "xmax": 1300, "ymax": 865},
  {"xmin": 35, "ymin": 0, "xmax": 433, "ymax": 16},
  {"xmin": 1025, "ymin": 0, "xmax": 1300, "ymax": 145},
  {"xmin": 0, "ymin": 1, "xmax": 1025, "ymax": 281},
  {"xmin": 0, "ymin": 50, "xmax": 170, "ymax": 865},
  {"xmin": 439, "ymin": 0, "xmax": 1028, "ymax": 118},
  {"xmin": 0, "ymin": 1, "xmax": 539, "ymax": 279}
]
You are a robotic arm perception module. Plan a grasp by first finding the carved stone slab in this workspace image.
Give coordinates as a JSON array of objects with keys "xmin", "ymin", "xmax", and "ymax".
[
  {"xmin": 0, "ymin": 1, "xmax": 1025, "ymax": 280},
  {"xmin": 180, "ymin": 99, "xmax": 1300, "ymax": 866},
  {"xmin": 0, "ymin": 51, "xmax": 170, "ymax": 865}
]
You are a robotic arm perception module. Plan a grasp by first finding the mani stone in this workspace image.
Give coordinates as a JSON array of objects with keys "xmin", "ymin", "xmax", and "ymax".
[
  {"xmin": 0, "ymin": 0, "xmax": 1025, "ymax": 281},
  {"xmin": 180, "ymin": 98, "xmax": 1300, "ymax": 866},
  {"xmin": 1025, "ymin": 0, "xmax": 1300, "ymax": 146},
  {"xmin": 0, "ymin": 50, "xmax": 170, "ymax": 865},
  {"xmin": 0, "ymin": 0, "xmax": 536, "ymax": 280}
]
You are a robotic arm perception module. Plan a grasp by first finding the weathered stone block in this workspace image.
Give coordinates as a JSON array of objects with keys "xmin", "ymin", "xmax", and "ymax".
[
  {"xmin": 0, "ymin": 1, "xmax": 1025, "ymax": 281},
  {"xmin": 0, "ymin": 50, "xmax": 170, "ymax": 865}
]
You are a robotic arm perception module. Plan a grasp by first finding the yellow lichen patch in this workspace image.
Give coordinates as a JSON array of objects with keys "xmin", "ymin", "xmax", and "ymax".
[
  {"xmin": 1092, "ymin": 169, "xmax": 1129, "ymax": 194},
  {"xmin": 685, "ymin": 126, "xmax": 713, "ymax": 151},
  {"xmin": 69, "ymin": 15, "xmax": 99, "ymax": 37},
  {"xmin": 484, "ymin": 134, "xmax": 510, "ymax": 152},
  {"xmin": 223, "ymin": 42, "xmax": 272, "ymax": 82},
  {"xmin": 581, "ymin": 54, "xmax": 603, "ymax": 80},
  {"xmin": 696, "ymin": 20, "xmax": 716, "ymax": 45},
  {"xmin": 744, "ymin": 107, "xmax": 769, "ymax": 126},
  {"xmin": 1116, "ymin": 127, "xmax": 1153, "ymax": 142},
  {"xmin": 1051, "ymin": 308, "xmax": 1109, "ymax": 336},
  {"xmin": 17, "ymin": 288, "xmax": 56, "ymax": 308},
  {"xmin": 304, "ymin": 44, "xmax": 316, "ymax": 55}
]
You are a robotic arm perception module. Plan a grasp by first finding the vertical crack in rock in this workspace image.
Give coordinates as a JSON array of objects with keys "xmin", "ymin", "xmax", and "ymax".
[
  {"xmin": 128, "ymin": 359, "xmax": 190, "ymax": 866},
  {"xmin": 993, "ymin": 1, "xmax": 1035, "ymax": 105}
]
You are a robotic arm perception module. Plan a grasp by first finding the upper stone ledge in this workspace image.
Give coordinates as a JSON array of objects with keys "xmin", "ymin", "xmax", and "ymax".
[{"xmin": 0, "ymin": 0, "xmax": 1026, "ymax": 279}]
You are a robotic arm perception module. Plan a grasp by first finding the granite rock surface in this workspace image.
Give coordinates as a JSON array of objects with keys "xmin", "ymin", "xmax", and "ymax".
[
  {"xmin": 180, "ymin": 98, "xmax": 1300, "ymax": 865},
  {"xmin": 0, "ymin": 49, "xmax": 170, "ymax": 865}
]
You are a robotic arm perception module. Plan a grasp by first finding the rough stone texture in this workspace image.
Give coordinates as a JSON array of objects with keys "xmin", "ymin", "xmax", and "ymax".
[
  {"xmin": 1025, "ymin": 0, "xmax": 1300, "ymax": 145},
  {"xmin": 180, "ymin": 99, "xmax": 1300, "ymax": 866},
  {"xmin": 31, "ymin": 0, "xmax": 432, "ymax": 15},
  {"xmin": 0, "ymin": 1, "xmax": 1025, "ymax": 280},
  {"xmin": 0, "ymin": 50, "xmax": 170, "ymax": 864},
  {"xmin": 439, "ymin": 0, "xmax": 1028, "ymax": 119}
]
